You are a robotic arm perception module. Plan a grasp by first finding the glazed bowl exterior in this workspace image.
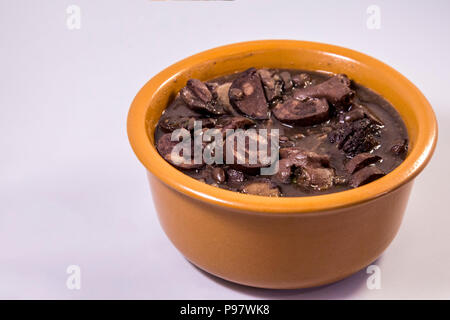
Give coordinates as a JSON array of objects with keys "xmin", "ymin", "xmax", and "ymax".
[{"xmin": 127, "ymin": 40, "xmax": 437, "ymax": 289}]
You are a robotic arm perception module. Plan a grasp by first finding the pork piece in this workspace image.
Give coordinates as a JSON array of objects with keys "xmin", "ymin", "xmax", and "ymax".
[
  {"xmin": 293, "ymin": 74, "xmax": 354, "ymax": 108},
  {"xmin": 341, "ymin": 108, "xmax": 365, "ymax": 123},
  {"xmin": 257, "ymin": 69, "xmax": 283, "ymax": 102},
  {"xmin": 224, "ymin": 129, "xmax": 275, "ymax": 173},
  {"xmin": 328, "ymin": 118, "xmax": 380, "ymax": 157},
  {"xmin": 272, "ymin": 97, "xmax": 329, "ymax": 125},
  {"xmin": 391, "ymin": 139, "xmax": 408, "ymax": 159},
  {"xmin": 211, "ymin": 167, "xmax": 226, "ymax": 184},
  {"xmin": 279, "ymin": 136, "xmax": 295, "ymax": 148},
  {"xmin": 180, "ymin": 79, "xmax": 227, "ymax": 115},
  {"xmin": 275, "ymin": 148, "xmax": 335, "ymax": 191},
  {"xmin": 292, "ymin": 73, "xmax": 312, "ymax": 88},
  {"xmin": 209, "ymin": 82, "xmax": 237, "ymax": 115},
  {"xmin": 295, "ymin": 166, "xmax": 336, "ymax": 191},
  {"xmin": 357, "ymin": 104, "xmax": 384, "ymax": 126},
  {"xmin": 159, "ymin": 116, "xmax": 216, "ymax": 132},
  {"xmin": 156, "ymin": 133, "xmax": 203, "ymax": 169},
  {"xmin": 279, "ymin": 71, "xmax": 293, "ymax": 91},
  {"xmin": 215, "ymin": 116, "xmax": 255, "ymax": 132},
  {"xmin": 198, "ymin": 165, "xmax": 226, "ymax": 185},
  {"xmin": 276, "ymin": 158, "xmax": 295, "ymax": 184},
  {"xmin": 349, "ymin": 166, "xmax": 385, "ymax": 187},
  {"xmin": 279, "ymin": 147, "xmax": 331, "ymax": 164},
  {"xmin": 341, "ymin": 104, "xmax": 384, "ymax": 126},
  {"xmin": 240, "ymin": 179, "xmax": 280, "ymax": 197},
  {"xmin": 229, "ymin": 68, "xmax": 269, "ymax": 119},
  {"xmin": 345, "ymin": 153, "xmax": 382, "ymax": 174}
]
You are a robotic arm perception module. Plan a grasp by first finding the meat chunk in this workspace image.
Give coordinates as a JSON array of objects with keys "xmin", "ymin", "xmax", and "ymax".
[
  {"xmin": 211, "ymin": 167, "xmax": 226, "ymax": 184},
  {"xmin": 226, "ymin": 169, "xmax": 245, "ymax": 187},
  {"xmin": 215, "ymin": 116, "xmax": 255, "ymax": 132},
  {"xmin": 180, "ymin": 79, "xmax": 227, "ymax": 115},
  {"xmin": 357, "ymin": 104, "xmax": 384, "ymax": 126},
  {"xmin": 293, "ymin": 74, "xmax": 354, "ymax": 108},
  {"xmin": 292, "ymin": 73, "xmax": 312, "ymax": 88},
  {"xmin": 341, "ymin": 104, "xmax": 383, "ymax": 126},
  {"xmin": 275, "ymin": 148, "xmax": 335, "ymax": 191},
  {"xmin": 328, "ymin": 118, "xmax": 380, "ymax": 157},
  {"xmin": 156, "ymin": 133, "xmax": 203, "ymax": 169},
  {"xmin": 279, "ymin": 71, "xmax": 293, "ymax": 91},
  {"xmin": 391, "ymin": 139, "xmax": 408, "ymax": 159},
  {"xmin": 279, "ymin": 136, "xmax": 295, "ymax": 148},
  {"xmin": 349, "ymin": 166, "xmax": 385, "ymax": 187},
  {"xmin": 240, "ymin": 180, "xmax": 280, "ymax": 197},
  {"xmin": 342, "ymin": 108, "xmax": 365, "ymax": 123},
  {"xmin": 224, "ymin": 129, "xmax": 275, "ymax": 173},
  {"xmin": 210, "ymin": 82, "xmax": 236, "ymax": 115},
  {"xmin": 229, "ymin": 68, "xmax": 269, "ymax": 119},
  {"xmin": 295, "ymin": 166, "xmax": 335, "ymax": 191},
  {"xmin": 345, "ymin": 153, "xmax": 382, "ymax": 174},
  {"xmin": 257, "ymin": 69, "xmax": 283, "ymax": 102},
  {"xmin": 279, "ymin": 147, "xmax": 331, "ymax": 166},
  {"xmin": 159, "ymin": 116, "xmax": 216, "ymax": 132},
  {"xmin": 276, "ymin": 158, "xmax": 294, "ymax": 184},
  {"xmin": 272, "ymin": 97, "xmax": 329, "ymax": 126}
]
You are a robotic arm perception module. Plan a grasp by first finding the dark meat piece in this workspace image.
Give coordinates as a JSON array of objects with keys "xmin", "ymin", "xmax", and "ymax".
[
  {"xmin": 275, "ymin": 148, "xmax": 335, "ymax": 191},
  {"xmin": 211, "ymin": 167, "xmax": 226, "ymax": 184},
  {"xmin": 343, "ymin": 104, "xmax": 383, "ymax": 126},
  {"xmin": 345, "ymin": 153, "xmax": 382, "ymax": 174},
  {"xmin": 342, "ymin": 108, "xmax": 365, "ymax": 123},
  {"xmin": 357, "ymin": 104, "xmax": 384, "ymax": 126},
  {"xmin": 293, "ymin": 74, "xmax": 354, "ymax": 108},
  {"xmin": 391, "ymin": 139, "xmax": 408, "ymax": 159},
  {"xmin": 180, "ymin": 79, "xmax": 227, "ymax": 115},
  {"xmin": 276, "ymin": 158, "xmax": 294, "ymax": 184},
  {"xmin": 349, "ymin": 166, "xmax": 385, "ymax": 188},
  {"xmin": 328, "ymin": 118, "xmax": 380, "ymax": 157},
  {"xmin": 257, "ymin": 69, "xmax": 283, "ymax": 102},
  {"xmin": 229, "ymin": 68, "xmax": 269, "ymax": 119},
  {"xmin": 209, "ymin": 82, "xmax": 237, "ymax": 115},
  {"xmin": 279, "ymin": 136, "xmax": 295, "ymax": 148},
  {"xmin": 224, "ymin": 129, "xmax": 274, "ymax": 173},
  {"xmin": 279, "ymin": 71, "xmax": 293, "ymax": 91},
  {"xmin": 292, "ymin": 73, "xmax": 312, "ymax": 88},
  {"xmin": 240, "ymin": 179, "xmax": 280, "ymax": 197},
  {"xmin": 156, "ymin": 133, "xmax": 203, "ymax": 169},
  {"xmin": 215, "ymin": 116, "xmax": 255, "ymax": 132},
  {"xmin": 272, "ymin": 97, "xmax": 329, "ymax": 126},
  {"xmin": 159, "ymin": 116, "xmax": 216, "ymax": 132},
  {"xmin": 279, "ymin": 147, "xmax": 330, "ymax": 166},
  {"xmin": 226, "ymin": 169, "xmax": 245, "ymax": 187},
  {"xmin": 295, "ymin": 166, "xmax": 335, "ymax": 191}
]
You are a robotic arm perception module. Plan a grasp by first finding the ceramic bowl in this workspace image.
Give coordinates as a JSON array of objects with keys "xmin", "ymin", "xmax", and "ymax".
[{"xmin": 127, "ymin": 40, "xmax": 437, "ymax": 289}]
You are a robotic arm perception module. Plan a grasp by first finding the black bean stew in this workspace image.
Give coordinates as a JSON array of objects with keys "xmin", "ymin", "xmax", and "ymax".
[{"xmin": 154, "ymin": 68, "xmax": 408, "ymax": 197}]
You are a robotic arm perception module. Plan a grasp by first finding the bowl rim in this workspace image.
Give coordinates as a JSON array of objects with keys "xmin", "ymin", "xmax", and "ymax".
[{"xmin": 127, "ymin": 40, "xmax": 438, "ymax": 214}]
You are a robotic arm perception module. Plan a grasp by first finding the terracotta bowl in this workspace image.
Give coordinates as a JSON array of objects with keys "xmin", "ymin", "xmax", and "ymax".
[{"xmin": 127, "ymin": 40, "xmax": 437, "ymax": 289}]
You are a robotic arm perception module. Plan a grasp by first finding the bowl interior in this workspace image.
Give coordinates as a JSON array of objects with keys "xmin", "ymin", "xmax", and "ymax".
[{"xmin": 128, "ymin": 40, "xmax": 437, "ymax": 213}]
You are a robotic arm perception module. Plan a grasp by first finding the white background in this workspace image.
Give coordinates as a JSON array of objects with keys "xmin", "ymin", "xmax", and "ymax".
[{"xmin": 1, "ymin": 0, "xmax": 449, "ymax": 299}]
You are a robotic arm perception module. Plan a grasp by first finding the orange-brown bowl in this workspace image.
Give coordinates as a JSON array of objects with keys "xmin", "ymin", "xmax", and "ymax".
[{"xmin": 127, "ymin": 40, "xmax": 437, "ymax": 289}]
